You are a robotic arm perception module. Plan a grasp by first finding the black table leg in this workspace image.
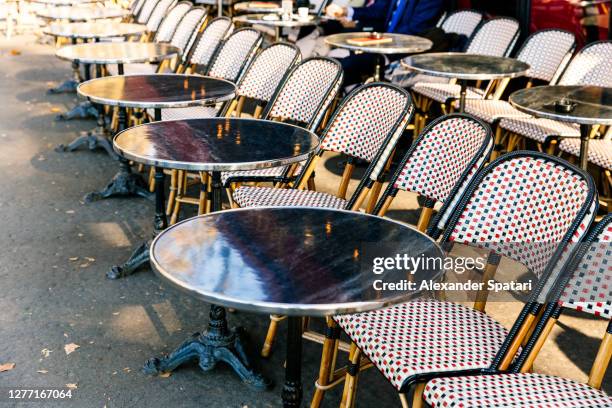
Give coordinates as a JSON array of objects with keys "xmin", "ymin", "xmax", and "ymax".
[
  {"xmin": 107, "ymin": 167, "xmax": 166, "ymax": 279},
  {"xmin": 56, "ymin": 103, "xmax": 117, "ymax": 158},
  {"xmin": 143, "ymin": 171, "xmax": 270, "ymax": 390},
  {"xmin": 458, "ymin": 79, "xmax": 467, "ymax": 113},
  {"xmin": 48, "ymin": 39, "xmax": 80, "ymax": 94},
  {"xmin": 55, "ymin": 63, "xmax": 98, "ymax": 121},
  {"xmin": 579, "ymin": 124, "xmax": 591, "ymax": 171},
  {"xmin": 282, "ymin": 316, "xmax": 303, "ymax": 407},
  {"xmin": 84, "ymin": 107, "xmax": 152, "ymax": 202}
]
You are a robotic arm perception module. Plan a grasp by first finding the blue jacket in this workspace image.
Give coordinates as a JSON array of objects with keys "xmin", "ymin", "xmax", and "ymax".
[{"xmin": 352, "ymin": 0, "xmax": 443, "ymax": 35}]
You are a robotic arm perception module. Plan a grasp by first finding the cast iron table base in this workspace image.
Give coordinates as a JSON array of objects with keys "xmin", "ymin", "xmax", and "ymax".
[{"xmin": 56, "ymin": 104, "xmax": 115, "ymax": 157}]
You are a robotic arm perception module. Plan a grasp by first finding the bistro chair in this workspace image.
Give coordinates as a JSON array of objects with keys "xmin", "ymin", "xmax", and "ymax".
[
  {"xmin": 106, "ymin": 2, "xmax": 199, "ymax": 75},
  {"xmin": 373, "ymin": 114, "xmax": 493, "ymax": 232},
  {"xmin": 459, "ymin": 29, "xmax": 576, "ymax": 134},
  {"xmin": 438, "ymin": 9, "xmax": 483, "ymax": 38},
  {"xmin": 220, "ymin": 57, "xmax": 344, "ymax": 192},
  {"xmin": 498, "ymin": 40, "xmax": 612, "ymax": 154},
  {"xmin": 143, "ymin": 0, "xmax": 177, "ymax": 38},
  {"xmin": 166, "ymin": 42, "xmax": 300, "ymax": 220},
  {"xmin": 411, "ymin": 17, "xmax": 520, "ymax": 130},
  {"xmin": 328, "ymin": 152, "xmax": 597, "ymax": 408},
  {"xmin": 423, "ymin": 214, "xmax": 612, "ymax": 407},
  {"xmin": 230, "ymin": 83, "xmax": 413, "ymax": 357},
  {"xmin": 134, "ymin": 0, "xmax": 160, "ymax": 25},
  {"xmin": 181, "ymin": 16, "xmax": 233, "ymax": 74}
]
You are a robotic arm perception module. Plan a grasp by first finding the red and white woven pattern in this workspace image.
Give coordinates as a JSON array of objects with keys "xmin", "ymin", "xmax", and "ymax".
[
  {"xmin": 515, "ymin": 30, "xmax": 575, "ymax": 82},
  {"xmin": 320, "ymin": 85, "xmax": 410, "ymax": 163},
  {"xmin": 170, "ymin": 8, "xmax": 205, "ymax": 53},
  {"xmin": 154, "ymin": 3, "xmax": 191, "ymax": 42},
  {"xmin": 232, "ymin": 186, "xmax": 347, "ymax": 209},
  {"xmin": 424, "ymin": 373, "xmax": 612, "ymax": 407},
  {"xmin": 237, "ymin": 44, "xmax": 300, "ymax": 102},
  {"xmin": 160, "ymin": 105, "xmax": 218, "ymax": 120},
  {"xmin": 560, "ymin": 223, "xmax": 612, "ymax": 319},
  {"xmin": 499, "ymin": 117, "xmax": 579, "ymax": 143},
  {"xmin": 449, "ymin": 156, "xmax": 591, "ymax": 278},
  {"xmin": 208, "ymin": 29, "xmax": 261, "ymax": 82},
  {"xmin": 393, "ymin": 117, "xmax": 489, "ymax": 203},
  {"xmin": 558, "ymin": 41, "xmax": 612, "ymax": 87},
  {"xmin": 145, "ymin": 0, "xmax": 175, "ymax": 32},
  {"xmin": 411, "ymin": 83, "xmax": 485, "ymax": 104},
  {"xmin": 268, "ymin": 59, "xmax": 341, "ymax": 125},
  {"xmin": 440, "ymin": 10, "xmax": 482, "ymax": 37},
  {"xmin": 465, "ymin": 18, "xmax": 519, "ymax": 56},
  {"xmin": 334, "ymin": 301, "xmax": 508, "ymax": 390},
  {"xmin": 462, "ymin": 100, "xmax": 530, "ymax": 123},
  {"xmin": 559, "ymin": 139, "xmax": 612, "ymax": 171},
  {"xmin": 189, "ymin": 18, "xmax": 232, "ymax": 66}
]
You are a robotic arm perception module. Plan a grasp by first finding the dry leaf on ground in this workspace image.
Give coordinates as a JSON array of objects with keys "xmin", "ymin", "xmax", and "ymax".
[
  {"xmin": 65, "ymin": 383, "xmax": 78, "ymax": 389},
  {"xmin": 37, "ymin": 370, "xmax": 48, "ymax": 374},
  {"xmin": 41, "ymin": 349, "xmax": 52, "ymax": 358},
  {"xmin": 0, "ymin": 363, "xmax": 15, "ymax": 372},
  {"xmin": 159, "ymin": 372, "xmax": 171, "ymax": 378},
  {"xmin": 64, "ymin": 343, "xmax": 80, "ymax": 355}
]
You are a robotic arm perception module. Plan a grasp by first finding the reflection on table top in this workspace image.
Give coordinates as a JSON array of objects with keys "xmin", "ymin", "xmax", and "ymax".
[
  {"xmin": 509, "ymin": 85, "xmax": 612, "ymax": 125},
  {"xmin": 56, "ymin": 42, "xmax": 179, "ymax": 64},
  {"xmin": 234, "ymin": 13, "xmax": 319, "ymax": 27},
  {"xmin": 36, "ymin": 5, "xmax": 129, "ymax": 21},
  {"xmin": 325, "ymin": 32, "xmax": 433, "ymax": 55},
  {"xmin": 78, "ymin": 74, "xmax": 236, "ymax": 109},
  {"xmin": 113, "ymin": 117, "xmax": 318, "ymax": 171},
  {"xmin": 151, "ymin": 207, "xmax": 444, "ymax": 316},
  {"xmin": 44, "ymin": 22, "xmax": 146, "ymax": 39},
  {"xmin": 402, "ymin": 52, "xmax": 530, "ymax": 80}
]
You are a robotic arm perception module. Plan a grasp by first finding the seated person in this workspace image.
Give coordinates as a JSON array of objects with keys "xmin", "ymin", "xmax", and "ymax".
[{"xmin": 316, "ymin": 0, "xmax": 444, "ymax": 85}]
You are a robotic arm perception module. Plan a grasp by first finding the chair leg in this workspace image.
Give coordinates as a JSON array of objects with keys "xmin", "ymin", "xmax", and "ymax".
[
  {"xmin": 198, "ymin": 172, "xmax": 208, "ymax": 215},
  {"xmin": 170, "ymin": 170, "xmax": 185, "ymax": 225},
  {"xmin": 166, "ymin": 170, "xmax": 178, "ymax": 215},
  {"xmin": 261, "ymin": 314, "xmax": 286, "ymax": 357},
  {"xmin": 307, "ymin": 175, "xmax": 316, "ymax": 191},
  {"xmin": 311, "ymin": 317, "xmax": 341, "ymax": 408},
  {"xmin": 399, "ymin": 393, "xmax": 410, "ymax": 408},
  {"xmin": 520, "ymin": 316, "xmax": 559, "ymax": 373},
  {"xmin": 473, "ymin": 252, "xmax": 501, "ymax": 312},
  {"xmin": 340, "ymin": 343, "xmax": 361, "ymax": 408},
  {"xmin": 588, "ymin": 330, "xmax": 612, "ymax": 389},
  {"xmin": 148, "ymin": 166, "xmax": 155, "ymax": 193},
  {"xmin": 412, "ymin": 382, "xmax": 426, "ymax": 408}
]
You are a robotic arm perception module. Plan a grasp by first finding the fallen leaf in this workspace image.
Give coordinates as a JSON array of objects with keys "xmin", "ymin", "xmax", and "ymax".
[
  {"xmin": 50, "ymin": 107, "xmax": 61, "ymax": 113},
  {"xmin": 41, "ymin": 349, "xmax": 52, "ymax": 358},
  {"xmin": 65, "ymin": 383, "xmax": 78, "ymax": 389},
  {"xmin": 79, "ymin": 263, "xmax": 90, "ymax": 268},
  {"xmin": 112, "ymin": 312, "xmax": 119, "ymax": 316},
  {"xmin": 122, "ymin": 367, "xmax": 130, "ymax": 373},
  {"xmin": 159, "ymin": 372, "xmax": 171, "ymax": 378},
  {"xmin": 10, "ymin": 50, "xmax": 21, "ymax": 56},
  {"xmin": 85, "ymin": 257, "xmax": 95, "ymax": 262},
  {"xmin": 37, "ymin": 155, "xmax": 45, "ymax": 161},
  {"xmin": 69, "ymin": 257, "xmax": 78, "ymax": 262},
  {"xmin": 64, "ymin": 343, "xmax": 80, "ymax": 355},
  {"xmin": 65, "ymin": 210, "xmax": 75, "ymax": 214},
  {"xmin": 0, "ymin": 363, "xmax": 15, "ymax": 372},
  {"xmin": 37, "ymin": 370, "xmax": 48, "ymax": 374}
]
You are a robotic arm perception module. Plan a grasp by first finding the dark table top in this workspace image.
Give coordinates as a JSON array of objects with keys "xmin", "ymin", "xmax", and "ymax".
[
  {"xmin": 401, "ymin": 52, "xmax": 530, "ymax": 80},
  {"xmin": 113, "ymin": 118, "xmax": 319, "ymax": 171},
  {"xmin": 56, "ymin": 42, "xmax": 180, "ymax": 64},
  {"xmin": 44, "ymin": 22, "xmax": 146, "ymax": 39},
  {"xmin": 325, "ymin": 32, "xmax": 432, "ymax": 55},
  {"xmin": 36, "ymin": 5, "xmax": 129, "ymax": 21},
  {"xmin": 509, "ymin": 85, "xmax": 612, "ymax": 126},
  {"xmin": 78, "ymin": 74, "xmax": 235, "ymax": 109},
  {"xmin": 150, "ymin": 207, "xmax": 444, "ymax": 316}
]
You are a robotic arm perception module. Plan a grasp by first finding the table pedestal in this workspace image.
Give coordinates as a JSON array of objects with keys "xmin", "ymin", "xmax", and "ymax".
[
  {"xmin": 282, "ymin": 316, "xmax": 303, "ymax": 407},
  {"xmin": 48, "ymin": 53, "xmax": 80, "ymax": 94},
  {"xmin": 84, "ymin": 107, "xmax": 152, "ymax": 202},
  {"xmin": 579, "ymin": 124, "xmax": 590, "ymax": 171},
  {"xmin": 457, "ymin": 79, "xmax": 467, "ymax": 113},
  {"xmin": 56, "ymin": 103, "xmax": 116, "ymax": 158},
  {"xmin": 137, "ymin": 171, "xmax": 270, "ymax": 390}
]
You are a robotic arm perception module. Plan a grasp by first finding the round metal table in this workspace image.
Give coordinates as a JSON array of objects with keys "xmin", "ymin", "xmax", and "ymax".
[
  {"xmin": 234, "ymin": 1, "xmax": 282, "ymax": 13},
  {"xmin": 509, "ymin": 85, "xmax": 612, "ymax": 170},
  {"xmin": 234, "ymin": 13, "xmax": 320, "ymax": 41},
  {"xmin": 36, "ymin": 5, "xmax": 129, "ymax": 21},
  {"xmin": 147, "ymin": 206, "xmax": 444, "ymax": 406},
  {"xmin": 77, "ymin": 74, "xmax": 236, "ymax": 203},
  {"xmin": 44, "ymin": 22, "xmax": 146, "ymax": 40},
  {"xmin": 326, "ymin": 32, "xmax": 432, "ymax": 81},
  {"xmin": 402, "ymin": 52, "xmax": 530, "ymax": 112},
  {"xmin": 52, "ymin": 42, "xmax": 180, "ymax": 121}
]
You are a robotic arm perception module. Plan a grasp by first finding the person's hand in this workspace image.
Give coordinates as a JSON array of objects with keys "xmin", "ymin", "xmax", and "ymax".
[
  {"xmin": 325, "ymin": 3, "xmax": 347, "ymax": 18},
  {"xmin": 339, "ymin": 18, "xmax": 356, "ymax": 28}
]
